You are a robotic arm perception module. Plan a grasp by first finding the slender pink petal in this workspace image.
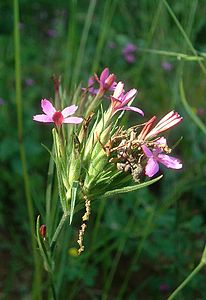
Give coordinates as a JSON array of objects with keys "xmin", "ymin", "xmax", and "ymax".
[
  {"xmin": 121, "ymin": 89, "xmax": 137, "ymax": 105},
  {"xmin": 62, "ymin": 105, "xmax": 78, "ymax": 118},
  {"xmin": 114, "ymin": 106, "xmax": 144, "ymax": 116},
  {"xmin": 41, "ymin": 99, "xmax": 56, "ymax": 117},
  {"xmin": 88, "ymin": 76, "xmax": 95, "ymax": 86},
  {"xmin": 138, "ymin": 116, "xmax": 157, "ymax": 140},
  {"xmin": 154, "ymin": 116, "xmax": 182, "ymax": 132},
  {"xmin": 100, "ymin": 68, "xmax": 109, "ymax": 82},
  {"xmin": 63, "ymin": 117, "xmax": 83, "ymax": 124},
  {"xmin": 113, "ymin": 82, "xmax": 124, "ymax": 99},
  {"xmin": 157, "ymin": 111, "xmax": 175, "ymax": 125},
  {"xmin": 145, "ymin": 157, "xmax": 159, "ymax": 177},
  {"xmin": 104, "ymin": 74, "xmax": 116, "ymax": 89},
  {"xmin": 142, "ymin": 145, "xmax": 153, "ymax": 157},
  {"xmin": 157, "ymin": 154, "xmax": 182, "ymax": 169},
  {"xmin": 33, "ymin": 114, "xmax": 53, "ymax": 123},
  {"xmin": 146, "ymin": 111, "xmax": 183, "ymax": 139}
]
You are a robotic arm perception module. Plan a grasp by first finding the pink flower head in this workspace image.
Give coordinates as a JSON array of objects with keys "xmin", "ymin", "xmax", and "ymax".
[
  {"xmin": 33, "ymin": 99, "xmax": 83, "ymax": 127},
  {"xmin": 83, "ymin": 68, "xmax": 116, "ymax": 96},
  {"xmin": 95, "ymin": 67, "xmax": 116, "ymax": 92},
  {"xmin": 140, "ymin": 111, "xmax": 183, "ymax": 140},
  {"xmin": 110, "ymin": 81, "xmax": 144, "ymax": 116},
  {"xmin": 142, "ymin": 138, "xmax": 182, "ymax": 177}
]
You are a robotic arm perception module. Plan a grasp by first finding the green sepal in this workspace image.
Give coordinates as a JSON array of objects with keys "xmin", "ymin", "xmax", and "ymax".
[
  {"xmin": 52, "ymin": 128, "xmax": 69, "ymax": 212},
  {"xmin": 69, "ymin": 181, "xmax": 78, "ymax": 225}
]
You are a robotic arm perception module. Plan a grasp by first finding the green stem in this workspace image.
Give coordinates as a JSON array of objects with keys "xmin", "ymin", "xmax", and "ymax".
[
  {"xmin": 50, "ymin": 273, "xmax": 57, "ymax": 300},
  {"xmin": 50, "ymin": 213, "xmax": 69, "ymax": 250},
  {"xmin": 162, "ymin": 0, "xmax": 206, "ymax": 75},
  {"xmin": 167, "ymin": 262, "xmax": 204, "ymax": 300},
  {"xmin": 13, "ymin": 1, "xmax": 41, "ymax": 299},
  {"xmin": 71, "ymin": 0, "xmax": 97, "ymax": 88}
]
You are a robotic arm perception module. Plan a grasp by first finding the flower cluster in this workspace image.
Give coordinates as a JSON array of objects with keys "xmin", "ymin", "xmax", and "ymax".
[
  {"xmin": 33, "ymin": 68, "xmax": 183, "ymax": 181},
  {"xmin": 33, "ymin": 67, "xmax": 183, "ymax": 255}
]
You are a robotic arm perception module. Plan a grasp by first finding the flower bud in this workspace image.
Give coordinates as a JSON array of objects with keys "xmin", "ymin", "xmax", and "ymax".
[{"xmin": 40, "ymin": 224, "xmax": 46, "ymax": 239}]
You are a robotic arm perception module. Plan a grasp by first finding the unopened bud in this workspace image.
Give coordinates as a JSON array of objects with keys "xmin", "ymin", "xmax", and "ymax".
[
  {"xmin": 104, "ymin": 74, "xmax": 116, "ymax": 90},
  {"xmin": 40, "ymin": 224, "xmax": 46, "ymax": 239}
]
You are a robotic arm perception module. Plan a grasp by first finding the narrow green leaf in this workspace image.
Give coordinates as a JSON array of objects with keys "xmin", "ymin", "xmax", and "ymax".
[
  {"xmin": 101, "ymin": 175, "xmax": 163, "ymax": 198},
  {"xmin": 70, "ymin": 181, "xmax": 78, "ymax": 225}
]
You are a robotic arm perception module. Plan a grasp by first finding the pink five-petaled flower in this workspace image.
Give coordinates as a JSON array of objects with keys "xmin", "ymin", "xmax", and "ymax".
[
  {"xmin": 110, "ymin": 81, "xmax": 144, "ymax": 116},
  {"xmin": 33, "ymin": 99, "xmax": 83, "ymax": 127},
  {"xmin": 142, "ymin": 138, "xmax": 182, "ymax": 178},
  {"xmin": 139, "ymin": 111, "xmax": 183, "ymax": 141}
]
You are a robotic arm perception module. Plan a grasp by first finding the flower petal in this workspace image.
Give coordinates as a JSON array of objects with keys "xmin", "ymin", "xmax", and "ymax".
[
  {"xmin": 41, "ymin": 99, "xmax": 56, "ymax": 117},
  {"xmin": 113, "ymin": 82, "xmax": 124, "ymax": 99},
  {"xmin": 62, "ymin": 105, "xmax": 78, "ymax": 118},
  {"xmin": 100, "ymin": 68, "xmax": 109, "ymax": 82},
  {"xmin": 145, "ymin": 157, "xmax": 159, "ymax": 177},
  {"xmin": 157, "ymin": 154, "xmax": 182, "ymax": 169},
  {"xmin": 63, "ymin": 117, "xmax": 83, "ymax": 124},
  {"xmin": 33, "ymin": 114, "xmax": 53, "ymax": 123},
  {"xmin": 114, "ymin": 106, "xmax": 144, "ymax": 116},
  {"xmin": 142, "ymin": 145, "xmax": 153, "ymax": 157},
  {"xmin": 122, "ymin": 89, "xmax": 137, "ymax": 105}
]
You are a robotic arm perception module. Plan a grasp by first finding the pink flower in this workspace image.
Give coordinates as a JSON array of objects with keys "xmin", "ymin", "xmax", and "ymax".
[
  {"xmin": 142, "ymin": 138, "xmax": 182, "ymax": 177},
  {"xmin": 95, "ymin": 67, "xmax": 116, "ymax": 92},
  {"xmin": 161, "ymin": 61, "xmax": 173, "ymax": 72},
  {"xmin": 139, "ymin": 111, "xmax": 183, "ymax": 140},
  {"xmin": 110, "ymin": 81, "xmax": 144, "ymax": 116},
  {"xmin": 83, "ymin": 68, "xmax": 116, "ymax": 96},
  {"xmin": 122, "ymin": 43, "xmax": 137, "ymax": 64},
  {"xmin": 33, "ymin": 99, "xmax": 83, "ymax": 127}
]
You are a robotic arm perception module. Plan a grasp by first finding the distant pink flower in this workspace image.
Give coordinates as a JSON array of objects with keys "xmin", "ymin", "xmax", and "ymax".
[
  {"xmin": 25, "ymin": 78, "xmax": 35, "ymax": 86},
  {"xmin": 159, "ymin": 283, "xmax": 170, "ymax": 292},
  {"xmin": 139, "ymin": 111, "xmax": 183, "ymax": 140},
  {"xmin": 197, "ymin": 107, "xmax": 205, "ymax": 116},
  {"xmin": 161, "ymin": 61, "xmax": 173, "ymax": 72},
  {"xmin": 122, "ymin": 43, "xmax": 137, "ymax": 64},
  {"xmin": 33, "ymin": 99, "xmax": 83, "ymax": 127},
  {"xmin": 142, "ymin": 138, "xmax": 182, "ymax": 177},
  {"xmin": 46, "ymin": 29, "xmax": 57, "ymax": 37},
  {"xmin": 110, "ymin": 81, "xmax": 144, "ymax": 116},
  {"xmin": 0, "ymin": 97, "xmax": 5, "ymax": 105},
  {"xmin": 124, "ymin": 53, "xmax": 136, "ymax": 63}
]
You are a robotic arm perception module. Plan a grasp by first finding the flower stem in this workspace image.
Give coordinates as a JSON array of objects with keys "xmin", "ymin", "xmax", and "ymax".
[
  {"xmin": 50, "ymin": 213, "xmax": 69, "ymax": 250},
  {"xmin": 167, "ymin": 261, "xmax": 204, "ymax": 300}
]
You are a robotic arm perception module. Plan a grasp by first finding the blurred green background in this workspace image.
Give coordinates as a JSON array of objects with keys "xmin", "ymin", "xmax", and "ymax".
[{"xmin": 1, "ymin": 0, "xmax": 206, "ymax": 299}]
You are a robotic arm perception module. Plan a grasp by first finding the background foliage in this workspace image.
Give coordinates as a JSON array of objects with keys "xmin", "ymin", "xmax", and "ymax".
[{"xmin": 1, "ymin": 0, "xmax": 206, "ymax": 299}]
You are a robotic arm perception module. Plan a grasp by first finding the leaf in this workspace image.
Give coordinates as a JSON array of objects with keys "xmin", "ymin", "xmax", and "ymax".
[
  {"xmin": 70, "ymin": 181, "xmax": 78, "ymax": 225},
  {"xmin": 101, "ymin": 175, "xmax": 163, "ymax": 198}
]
